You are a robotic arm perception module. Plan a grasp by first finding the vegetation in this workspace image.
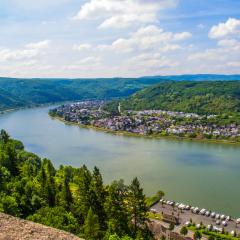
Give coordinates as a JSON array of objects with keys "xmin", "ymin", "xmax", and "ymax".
[
  {"xmin": 0, "ymin": 77, "xmax": 165, "ymax": 112},
  {"xmin": 194, "ymin": 231, "xmax": 202, "ymax": 240},
  {"xmin": 0, "ymin": 76, "xmax": 239, "ymax": 113},
  {"xmin": 180, "ymin": 226, "xmax": 188, "ymax": 236},
  {"xmin": 0, "ymin": 129, "xmax": 153, "ymax": 239},
  {"xmin": 107, "ymin": 81, "xmax": 240, "ymax": 122},
  {"xmin": 187, "ymin": 223, "xmax": 240, "ymax": 240}
]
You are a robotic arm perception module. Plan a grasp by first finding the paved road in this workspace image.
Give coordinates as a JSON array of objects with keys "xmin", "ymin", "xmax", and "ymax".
[{"xmin": 152, "ymin": 201, "xmax": 240, "ymax": 235}]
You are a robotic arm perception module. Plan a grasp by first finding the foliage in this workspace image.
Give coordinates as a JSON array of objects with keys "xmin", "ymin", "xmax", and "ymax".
[
  {"xmin": 108, "ymin": 81, "xmax": 240, "ymax": 122},
  {"xmin": 180, "ymin": 226, "xmax": 188, "ymax": 236},
  {"xmin": 0, "ymin": 77, "xmax": 165, "ymax": 112},
  {"xmin": 27, "ymin": 207, "xmax": 79, "ymax": 233},
  {"xmin": 83, "ymin": 207, "xmax": 100, "ymax": 240},
  {"xmin": 194, "ymin": 231, "xmax": 202, "ymax": 240},
  {"xmin": 169, "ymin": 223, "xmax": 175, "ymax": 231},
  {"xmin": 146, "ymin": 190, "xmax": 165, "ymax": 207},
  {"xmin": 0, "ymin": 130, "xmax": 151, "ymax": 239}
]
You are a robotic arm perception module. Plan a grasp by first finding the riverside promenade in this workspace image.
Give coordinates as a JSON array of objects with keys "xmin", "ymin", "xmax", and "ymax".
[{"xmin": 151, "ymin": 200, "xmax": 240, "ymax": 236}]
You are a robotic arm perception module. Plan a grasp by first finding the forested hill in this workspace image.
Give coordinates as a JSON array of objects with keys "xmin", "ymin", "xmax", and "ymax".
[
  {"xmin": 0, "ymin": 75, "xmax": 240, "ymax": 112},
  {"xmin": 117, "ymin": 81, "xmax": 240, "ymax": 115},
  {"xmin": 0, "ymin": 77, "xmax": 164, "ymax": 112}
]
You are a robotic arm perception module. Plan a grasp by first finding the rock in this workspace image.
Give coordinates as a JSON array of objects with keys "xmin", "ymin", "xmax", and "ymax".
[{"xmin": 0, "ymin": 213, "xmax": 83, "ymax": 240}]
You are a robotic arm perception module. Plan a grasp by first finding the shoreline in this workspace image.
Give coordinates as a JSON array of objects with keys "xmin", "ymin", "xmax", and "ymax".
[
  {"xmin": 50, "ymin": 115, "xmax": 240, "ymax": 147},
  {"xmin": 0, "ymin": 101, "xmax": 79, "ymax": 116}
]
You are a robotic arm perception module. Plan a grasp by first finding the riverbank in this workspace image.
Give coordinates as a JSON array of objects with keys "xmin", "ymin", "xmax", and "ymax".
[
  {"xmin": 50, "ymin": 115, "xmax": 240, "ymax": 147},
  {"xmin": 0, "ymin": 100, "xmax": 83, "ymax": 115}
]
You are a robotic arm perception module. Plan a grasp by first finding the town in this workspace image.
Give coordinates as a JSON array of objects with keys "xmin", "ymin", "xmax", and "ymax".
[
  {"xmin": 148, "ymin": 198, "xmax": 240, "ymax": 240},
  {"xmin": 49, "ymin": 101, "xmax": 240, "ymax": 142}
]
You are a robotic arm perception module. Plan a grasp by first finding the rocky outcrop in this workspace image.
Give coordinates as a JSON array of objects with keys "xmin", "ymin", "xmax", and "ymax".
[{"xmin": 0, "ymin": 213, "xmax": 83, "ymax": 240}]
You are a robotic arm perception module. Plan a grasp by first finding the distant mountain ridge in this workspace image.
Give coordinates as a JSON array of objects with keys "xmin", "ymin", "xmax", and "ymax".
[
  {"xmin": 140, "ymin": 74, "xmax": 240, "ymax": 81},
  {"xmin": 0, "ymin": 75, "xmax": 240, "ymax": 112}
]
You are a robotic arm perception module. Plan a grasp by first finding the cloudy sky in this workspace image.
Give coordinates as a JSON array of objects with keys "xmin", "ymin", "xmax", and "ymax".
[{"xmin": 0, "ymin": 0, "xmax": 240, "ymax": 78}]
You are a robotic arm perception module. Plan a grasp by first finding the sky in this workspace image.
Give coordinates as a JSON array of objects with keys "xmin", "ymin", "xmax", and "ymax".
[{"xmin": 0, "ymin": 0, "xmax": 240, "ymax": 78}]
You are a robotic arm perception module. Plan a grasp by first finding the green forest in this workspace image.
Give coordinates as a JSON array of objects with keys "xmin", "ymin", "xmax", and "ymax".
[
  {"xmin": 110, "ymin": 81, "xmax": 240, "ymax": 119},
  {"xmin": 0, "ymin": 130, "xmax": 154, "ymax": 240},
  {"xmin": 0, "ymin": 77, "xmax": 164, "ymax": 112},
  {"xmin": 1, "ymin": 75, "xmax": 240, "ymax": 113}
]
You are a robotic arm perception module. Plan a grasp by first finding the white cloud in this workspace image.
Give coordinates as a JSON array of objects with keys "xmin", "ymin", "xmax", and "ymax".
[
  {"xmin": 0, "ymin": 40, "xmax": 50, "ymax": 62},
  {"xmin": 64, "ymin": 56, "xmax": 102, "ymax": 70},
  {"xmin": 78, "ymin": 56, "xmax": 101, "ymax": 65},
  {"xmin": 217, "ymin": 39, "xmax": 240, "ymax": 50},
  {"xmin": 128, "ymin": 53, "xmax": 178, "ymax": 69},
  {"xmin": 96, "ymin": 25, "xmax": 191, "ymax": 53},
  {"xmin": 173, "ymin": 32, "xmax": 192, "ymax": 41},
  {"xmin": 73, "ymin": 43, "xmax": 92, "ymax": 51},
  {"xmin": 25, "ymin": 40, "xmax": 50, "ymax": 49},
  {"xmin": 74, "ymin": 0, "xmax": 178, "ymax": 28},
  {"xmin": 209, "ymin": 18, "xmax": 240, "ymax": 39},
  {"xmin": 187, "ymin": 32, "xmax": 240, "ymax": 74}
]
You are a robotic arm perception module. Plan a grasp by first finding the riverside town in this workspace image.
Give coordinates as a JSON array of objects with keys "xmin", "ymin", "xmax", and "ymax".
[{"xmin": 49, "ymin": 101, "xmax": 240, "ymax": 142}]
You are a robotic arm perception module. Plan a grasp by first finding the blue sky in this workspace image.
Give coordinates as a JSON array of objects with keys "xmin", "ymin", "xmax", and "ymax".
[{"xmin": 0, "ymin": 0, "xmax": 240, "ymax": 78}]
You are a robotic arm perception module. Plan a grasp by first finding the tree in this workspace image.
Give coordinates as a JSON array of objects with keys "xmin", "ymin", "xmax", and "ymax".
[
  {"xmin": 109, "ymin": 234, "xmax": 121, "ymax": 240},
  {"xmin": 180, "ymin": 226, "xmax": 188, "ymax": 236},
  {"xmin": 169, "ymin": 223, "xmax": 175, "ymax": 231},
  {"xmin": 208, "ymin": 235, "xmax": 215, "ymax": 240},
  {"xmin": 0, "ymin": 130, "xmax": 10, "ymax": 144},
  {"xmin": 55, "ymin": 167, "xmax": 73, "ymax": 210},
  {"xmin": 194, "ymin": 231, "xmax": 202, "ymax": 240},
  {"xmin": 73, "ymin": 165, "xmax": 92, "ymax": 223},
  {"xmin": 84, "ymin": 207, "xmax": 100, "ymax": 240},
  {"xmin": 105, "ymin": 180, "xmax": 130, "ymax": 237},
  {"xmin": 89, "ymin": 167, "xmax": 106, "ymax": 229},
  {"xmin": 38, "ymin": 159, "xmax": 56, "ymax": 207},
  {"xmin": 0, "ymin": 166, "xmax": 10, "ymax": 190},
  {"xmin": 128, "ymin": 177, "xmax": 148, "ymax": 236},
  {"xmin": 27, "ymin": 206, "xmax": 79, "ymax": 234},
  {"xmin": 0, "ymin": 194, "xmax": 20, "ymax": 216}
]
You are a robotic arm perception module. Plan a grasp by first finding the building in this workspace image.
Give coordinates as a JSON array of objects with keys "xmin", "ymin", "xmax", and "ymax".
[{"xmin": 163, "ymin": 214, "xmax": 179, "ymax": 225}]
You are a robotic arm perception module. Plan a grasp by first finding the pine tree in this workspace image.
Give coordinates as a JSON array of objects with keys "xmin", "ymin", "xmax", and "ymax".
[
  {"xmin": 180, "ymin": 226, "xmax": 188, "ymax": 236},
  {"xmin": 128, "ymin": 177, "xmax": 148, "ymax": 236},
  {"xmin": 0, "ymin": 130, "xmax": 10, "ymax": 144},
  {"xmin": 72, "ymin": 165, "xmax": 92, "ymax": 224},
  {"xmin": 105, "ymin": 180, "xmax": 130, "ymax": 237},
  {"xmin": 38, "ymin": 159, "xmax": 56, "ymax": 207},
  {"xmin": 89, "ymin": 167, "xmax": 106, "ymax": 229},
  {"xmin": 194, "ymin": 231, "xmax": 202, "ymax": 240},
  {"xmin": 84, "ymin": 207, "xmax": 100, "ymax": 240},
  {"xmin": 62, "ymin": 171, "xmax": 72, "ymax": 209}
]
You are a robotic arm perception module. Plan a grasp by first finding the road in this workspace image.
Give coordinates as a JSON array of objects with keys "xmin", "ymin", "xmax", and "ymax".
[{"xmin": 151, "ymin": 201, "xmax": 240, "ymax": 235}]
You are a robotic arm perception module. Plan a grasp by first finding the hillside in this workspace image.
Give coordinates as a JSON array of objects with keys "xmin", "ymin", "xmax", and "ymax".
[
  {"xmin": 0, "ymin": 130, "xmax": 151, "ymax": 239},
  {"xmin": 0, "ymin": 77, "xmax": 164, "ymax": 112},
  {"xmin": 0, "ymin": 75, "xmax": 240, "ymax": 112},
  {"xmin": 0, "ymin": 212, "xmax": 82, "ymax": 240},
  {"xmin": 117, "ymin": 81, "xmax": 240, "ymax": 115}
]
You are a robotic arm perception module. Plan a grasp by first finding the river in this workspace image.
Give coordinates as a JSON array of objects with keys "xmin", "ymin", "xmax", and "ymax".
[{"xmin": 0, "ymin": 106, "xmax": 240, "ymax": 217}]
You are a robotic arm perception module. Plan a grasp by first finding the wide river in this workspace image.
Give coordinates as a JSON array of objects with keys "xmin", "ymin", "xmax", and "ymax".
[{"xmin": 0, "ymin": 106, "xmax": 240, "ymax": 217}]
